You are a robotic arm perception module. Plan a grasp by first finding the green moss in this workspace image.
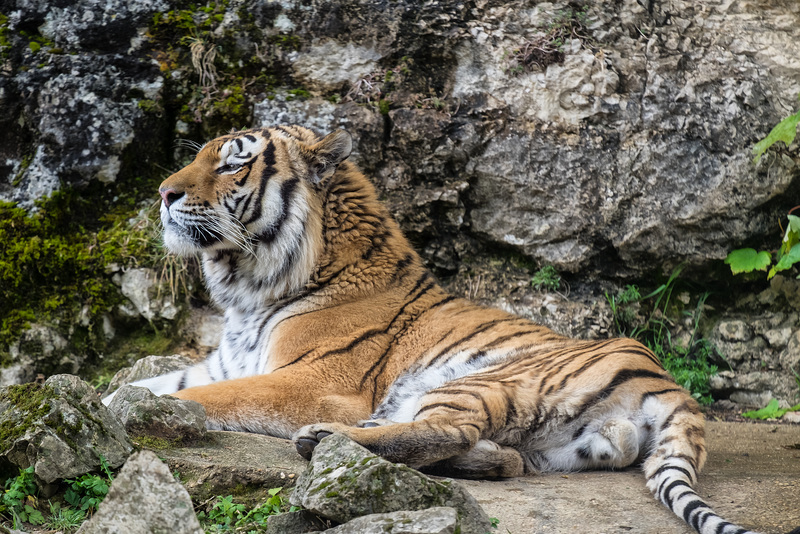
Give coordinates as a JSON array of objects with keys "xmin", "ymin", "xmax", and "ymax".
[
  {"xmin": 0, "ymin": 383, "xmax": 57, "ymax": 450},
  {"xmin": 0, "ymin": 174, "xmax": 192, "ymax": 376},
  {"xmin": 286, "ymin": 88, "xmax": 310, "ymax": 100},
  {"xmin": 133, "ymin": 435, "xmax": 182, "ymax": 451}
]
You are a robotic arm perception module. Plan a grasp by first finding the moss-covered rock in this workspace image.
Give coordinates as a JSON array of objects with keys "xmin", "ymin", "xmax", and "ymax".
[
  {"xmin": 107, "ymin": 384, "xmax": 206, "ymax": 443},
  {"xmin": 0, "ymin": 375, "xmax": 133, "ymax": 487},
  {"xmin": 291, "ymin": 433, "xmax": 491, "ymax": 534}
]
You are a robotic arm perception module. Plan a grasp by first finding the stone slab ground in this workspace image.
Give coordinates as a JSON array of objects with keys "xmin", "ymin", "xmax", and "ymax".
[
  {"xmin": 158, "ymin": 421, "xmax": 800, "ymax": 533},
  {"xmin": 462, "ymin": 421, "xmax": 800, "ymax": 534}
]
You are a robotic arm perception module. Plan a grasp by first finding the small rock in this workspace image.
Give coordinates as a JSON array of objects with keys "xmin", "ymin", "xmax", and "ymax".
[
  {"xmin": 76, "ymin": 450, "xmax": 202, "ymax": 534},
  {"xmin": 323, "ymin": 507, "xmax": 459, "ymax": 534},
  {"xmin": 291, "ymin": 434, "xmax": 491, "ymax": 534},
  {"xmin": 104, "ymin": 354, "xmax": 193, "ymax": 397},
  {"xmin": 0, "ymin": 375, "xmax": 133, "ymax": 487},
  {"xmin": 107, "ymin": 385, "xmax": 206, "ymax": 443},
  {"xmin": 266, "ymin": 509, "xmax": 331, "ymax": 534},
  {"xmin": 781, "ymin": 411, "xmax": 800, "ymax": 424}
]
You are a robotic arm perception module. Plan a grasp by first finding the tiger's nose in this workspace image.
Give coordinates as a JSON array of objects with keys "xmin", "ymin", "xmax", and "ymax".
[{"xmin": 159, "ymin": 188, "xmax": 184, "ymax": 208}]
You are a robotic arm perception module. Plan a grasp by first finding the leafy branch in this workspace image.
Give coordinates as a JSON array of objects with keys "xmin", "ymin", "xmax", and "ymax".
[{"xmin": 725, "ymin": 209, "xmax": 800, "ymax": 279}]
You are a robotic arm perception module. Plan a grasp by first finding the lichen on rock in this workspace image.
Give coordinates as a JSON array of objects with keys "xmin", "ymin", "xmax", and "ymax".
[
  {"xmin": 291, "ymin": 433, "xmax": 491, "ymax": 534},
  {"xmin": 0, "ymin": 375, "xmax": 133, "ymax": 486}
]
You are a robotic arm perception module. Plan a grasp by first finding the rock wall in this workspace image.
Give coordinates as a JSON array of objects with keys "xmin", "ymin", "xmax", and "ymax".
[{"xmin": 0, "ymin": 0, "xmax": 799, "ymax": 406}]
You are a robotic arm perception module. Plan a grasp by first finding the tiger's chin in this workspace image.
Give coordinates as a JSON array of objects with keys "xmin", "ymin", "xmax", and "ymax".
[{"xmin": 162, "ymin": 226, "xmax": 205, "ymax": 256}]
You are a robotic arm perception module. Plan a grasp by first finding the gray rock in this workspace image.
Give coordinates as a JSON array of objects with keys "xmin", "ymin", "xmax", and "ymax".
[
  {"xmin": 323, "ymin": 507, "xmax": 459, "ymax": 534},
  {"xmin": 104, "ymin": 354, "xmax": 194, "ymax": 397},
  {"xmin": 291, "ymin": 434, "xmax": 491, "ymax": 534},
  {"xmin": 266, "ymin": 509, "xmax": 331, "ymax": 534},
  {"xmin": 3, "ymin": 54, "xmax": 162, "ymax": 208},
  {"xmin": 160, "ymin": 431, "xmax": 307, "ymax": 502},
  {"xmin": 76, "ymin": 450, "xmax": 202, "ymax": 534},
  {"xmin": 106, "ymin": 385, "xmax": 206, "ymax": 443},
  {"xmin": 2, "ymin": 323, "xmax": 77, "ymax": 386},
  {"xmin": 0, "ymin": 375, "xmax": 133, "ymax": 486},
  {"xmin": 115, "ymin": 267, "xmax": 181, "ymax": 322}
]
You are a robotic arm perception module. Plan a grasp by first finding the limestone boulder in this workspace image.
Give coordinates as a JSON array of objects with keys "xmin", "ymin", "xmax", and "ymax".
[
  {"xmin": 291, "ymin": 434, "xmax": 491, "ymax": 534},
  {"xmin": 0, "ymin": 375, "xmax": 133, "ymax": 486},
  {"xmin": 76, "ymin": 450, "xmax": 202, "ymax": 534},
  {"xmin": 106, "ymin": 385, "xmax": 206, "ymax": 443}
]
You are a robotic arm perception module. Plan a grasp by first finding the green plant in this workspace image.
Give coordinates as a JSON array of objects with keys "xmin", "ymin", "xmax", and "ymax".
[
  {"xmin": 725, "ymin": 209, "xmax": 800, "ymax": 280},
  {"xmin": 530, "ymin": 265, "xmax": 561, "ymax": 292},
  {"xmin": 742, "ymin": 399, "xmax": 800, "ymax": 420},
  {"xmin": 197, "ymin": 489, "xmax": 299, "ymax": 531},
  {"xmin": 45, "ymin": 501, "xmax": 86, "ymax": 531},
  {"xmin": 63, "ymin": 455, "xmax": 114, "ymax": 515},
  {"xmin": 606, "ymin": 268, "xmax": 721, "ymax": 405},
  {"xmin": 1, "ymin": 466, "xmax": 45, "ymax": 527},
  {"xmin": 605, "ymin": 284, "xmax": 641, "ymax": 336},
  {"xmin": 752, "ymin": 93, "xmax": 800, "ymax": 164}
]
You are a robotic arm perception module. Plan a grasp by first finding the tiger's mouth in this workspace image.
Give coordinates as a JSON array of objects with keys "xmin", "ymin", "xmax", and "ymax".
[{"xmin": 161, "ymin": 202, "xmax": 225, "ymax": 254}]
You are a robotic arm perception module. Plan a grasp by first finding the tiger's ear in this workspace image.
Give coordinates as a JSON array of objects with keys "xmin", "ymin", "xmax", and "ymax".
[{"xmin": 304, "ymin": 130, "xmax": 352, "ymax": 184}]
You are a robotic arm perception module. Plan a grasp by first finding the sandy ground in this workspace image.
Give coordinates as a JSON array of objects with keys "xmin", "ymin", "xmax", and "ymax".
[{"xmin": 461, "ymin": 421, "xmax": 800, "ymax": 534}]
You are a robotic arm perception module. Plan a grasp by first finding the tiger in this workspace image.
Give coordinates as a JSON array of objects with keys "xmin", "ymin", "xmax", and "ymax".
[{"xmin": 103, "ymin": 124, "xmax": 762, "ymax": 534}]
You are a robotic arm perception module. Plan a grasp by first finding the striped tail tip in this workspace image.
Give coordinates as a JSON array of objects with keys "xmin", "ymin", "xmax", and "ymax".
[{"xmin": 648, "ymin": 461, "xmax": 759, "ymax": 534}]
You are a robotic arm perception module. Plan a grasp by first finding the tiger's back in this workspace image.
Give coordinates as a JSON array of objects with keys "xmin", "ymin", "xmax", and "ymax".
[{"xmin": 107, "ymin": 125, "xmax": 759, "ymax": 534}]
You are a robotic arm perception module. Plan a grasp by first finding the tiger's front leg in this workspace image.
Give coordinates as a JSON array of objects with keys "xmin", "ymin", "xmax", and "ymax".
[
  {"xmin": 293, "ymin": 416, "xmax": 484, "ymax": 468},
  {"xmin": 293, "ymin": 384, "xmax": 521, "ymax": 475},
  {"xmin": 171, "ymin": 370, "xmax": 372, "ymax": 438}
]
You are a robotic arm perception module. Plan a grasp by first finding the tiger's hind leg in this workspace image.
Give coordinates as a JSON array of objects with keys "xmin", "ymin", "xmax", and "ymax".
[
  {"xmin": 425, "ymin": 440, "xmax": 525, "ymax": 479},
  {"xmin": 540, "ymin": 417, "xmax": 642, "ymax": 472}
]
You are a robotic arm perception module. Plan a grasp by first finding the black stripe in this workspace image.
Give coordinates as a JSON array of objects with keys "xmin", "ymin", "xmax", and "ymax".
[
  {"xmin": 235, "ymin": 167, "xmax": 252, "ymax": 187},
  {"xmin": 257, "ymin": 177, "xmax": 300, "ymax": 244},
  {"xmin": 565, "ymin": 368, "xmax": 671, "ymax": 425},
  {"xmin": 682, "ymin": 499, "xmax": 705, "ymax": 529},
  {"xmin": 649, "ymin": 464, "xmax": 694, "ymax": 482},
  {"xmin": 244, "ymin": 134, "xmax": 256, "ymax": 142},
  {"xmin": 242, "ymin": 141, "xmax": 275, "ymax": 225},
  {"xmin": 661, "ymin": 400, "xmax": 700, "ymax": 431},
  {"xmin": 640, "ymin": 388, "xmax": 682, "ymax": 405},
  {"xmin": 662, "ymin": 479, "xmax": 691, "ymax": 505},
  {"xmin": 426, "ymin": 318, "xmax": 519, "ymax": 367},
  {"xmin": 274, "ymin": 278, "xmax": 437, "ymax": 374},
  {"xmin": 415, "ymin": 402, "xmax": 471, "ymax": 418}
]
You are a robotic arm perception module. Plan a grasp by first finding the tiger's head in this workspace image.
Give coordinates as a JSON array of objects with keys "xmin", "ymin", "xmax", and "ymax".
[{"xmin": 158, "ymin": 125, "xmax": 353, "ymax": 305}]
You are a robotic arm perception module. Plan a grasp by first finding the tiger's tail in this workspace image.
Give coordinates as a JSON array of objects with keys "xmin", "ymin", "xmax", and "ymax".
[{"xmin": 643, "ymin": 393, "xmax": 758, "ymax": 534}]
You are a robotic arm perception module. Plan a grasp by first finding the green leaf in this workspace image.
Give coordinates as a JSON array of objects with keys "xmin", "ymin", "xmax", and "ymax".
[
  {"xmin": 742, "ymin": 399, "xmax": 782, "ymax": 419},
  {"xmin": 753, "ymin": 103, "xmax": 800, "ymax": 163},
  {"xmin": 742, "ymin": 399, "xmax": 800, "ymax": 420},
  {"xmin": 779, "ymin": 214, "xmax": 800, "ymax": 257},
  {"xmin": 768, "ymin": 243, "xmax": 800, "ymax": 279},
  {"xmin": 724, "ymin": 248, "xmax": 772, "ymax": 274}
]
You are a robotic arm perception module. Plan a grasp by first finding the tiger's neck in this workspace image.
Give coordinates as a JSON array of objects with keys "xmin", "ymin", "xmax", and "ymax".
[{"xmin": 307, "ymin": 164, "xmax": 428, "ymax": 301}]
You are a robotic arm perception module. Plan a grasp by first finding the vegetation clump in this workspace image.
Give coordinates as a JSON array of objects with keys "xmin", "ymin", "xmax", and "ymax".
[
  {"xmin": 606, "ymin": 269, "xmax": 721, "ymax": 405},
  {"xmin": 504, "ymin": 5, "xmax": 595, "ymax": 75},
  {"xmin": 196, "ymin": 489, "xmax": 299, "ymax": 532}
]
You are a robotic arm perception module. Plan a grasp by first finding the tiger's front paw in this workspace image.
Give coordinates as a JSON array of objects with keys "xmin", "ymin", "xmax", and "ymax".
[{"xmin": 293, "ymin": 423, "xmax": 348, "ymax": 460}]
